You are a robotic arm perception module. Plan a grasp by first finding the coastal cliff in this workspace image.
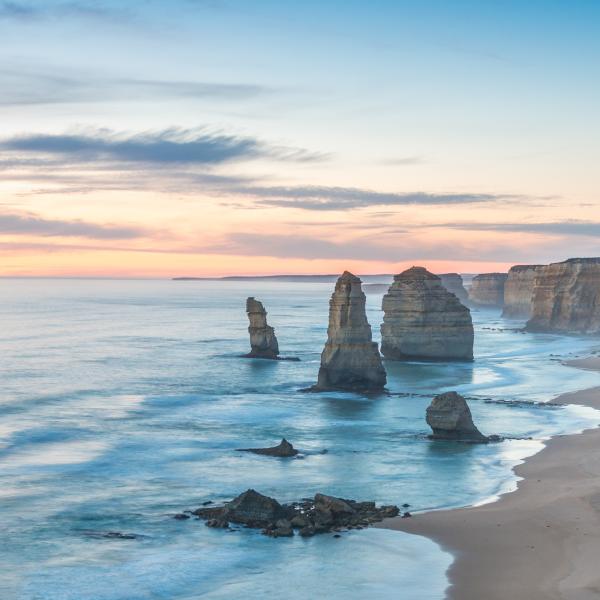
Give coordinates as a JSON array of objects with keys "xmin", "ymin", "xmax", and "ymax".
[
  {"xmin": 469, "ymin": 273, "xmax": 507, "ymax": 307},
  {"xmin": 314, "ymin": 271, "xmax": 386, "ymax": 391},
  {"xmin": 380, "ymin": 266, "xmax": 474, "ymax": 360},
  {"xmin": 525, "ymin": 258, "xmax": 600, "ymax": 334},
  {"xmin": 438, "ymin": 273, "xmax": 469, "ymax": 305},
  {"xmin": 245, "ymin": 297, "xmax": 279, "ymax": 358},
  {"xmin": 502, "ymin": 265, "xmax": 543, "ymax": 319}
]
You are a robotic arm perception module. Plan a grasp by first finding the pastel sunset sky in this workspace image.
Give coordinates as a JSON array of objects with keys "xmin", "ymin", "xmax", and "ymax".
[{"xmin": 1, "ymin": 0, "xmax": 598, "ymax": 277}]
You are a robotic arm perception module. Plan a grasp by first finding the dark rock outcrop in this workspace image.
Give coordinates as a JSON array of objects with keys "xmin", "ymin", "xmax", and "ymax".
[
  {"xmin": 313, "ymin": 271, "xmax": 386, "ymax": 392},
  {"xmin": 525, "ymin": 258, "xmax": 600, "ymax": 334},
  {"xmin": 502, "ymin": 265, "xmax": 544, "ymax": 318},
  {"xmin": 380, "ymin": 266, "xmax": 474, "ymax": 360},
  {"xmin": 244, "ymin": 297, "xmax": 279, "ymax": 359},
  {"xmin": 236, "ymin": 438, "xmax": 299, "ymax": 457},
  {"xmin": 192, "ymin": 489, "xmax": 399, "ymax": 537},
  {"xmin": 469, "ymin": 273, "xmax": 507, "ymax": 307},
  {"xmin": 438, "ymin": 273, "xmax": 469, "ymax": 305},
  {"xmin": 426, "ymin": 391, "xmax": 488, "ymax": 442}
]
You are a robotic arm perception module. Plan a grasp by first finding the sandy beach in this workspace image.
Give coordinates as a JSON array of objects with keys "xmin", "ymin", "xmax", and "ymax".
[{"xmin": 379, "ymin": 369, "xmax": 600, "ymax": 599}]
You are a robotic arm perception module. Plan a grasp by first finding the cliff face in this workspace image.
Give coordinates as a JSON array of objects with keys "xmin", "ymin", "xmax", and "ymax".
[
  {"xmin": 502, "ymin": 265, "xmax": 543, "ymax": 318},
  {"xmin": 438, "ymin": 273, "xmax": 469, "ymax": 305},
  {"xmin": 380, "ymin": 266, "xmax": 474, "ymax": 360},
  {"xmin": 315, "ymin": 271, "xmax": 386, "ymax": 391},
  {"xmin": 526, "ymin": 258, "xmax": 600, "ymax": 334},
  {"xmin": 469, "ymin": 273, "xmax": 507, "ymax": 307},
  {"xmin": 245, "ymin": 297, "xmax": 279, "ymax": 358}
]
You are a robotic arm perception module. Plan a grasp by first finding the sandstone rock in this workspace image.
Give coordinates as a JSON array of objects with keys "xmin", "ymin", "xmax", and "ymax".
[
  {"xmin": 526, "ymin": 258, "xmax": 600, "ymax": 334},
  {"xmin": 469, "ymin": 273, "xmax": 507, "ymax": 307},
  {"xmin": 314, "ymin": 271, "xmax": 386, "ymax": 392},
  {"xmin": 502, "ymin": 265, "xmax": 544, "ymax": 318},
  {"xmin": 245, "ymin": 297, "xmax": 279, "ymax": 359},
  {"xmin": 438, "ymin": 273, "xmax": 469, "ymax": 305},
  {"xmin": 236, "ymin": 438, "xmax": 299, "ymax": 457},
  {"xmin": 426, "ymin": 391, "xmax": 488, "ymax": 442},
  {"xmin": 380, "ymin": 266, "xmax": 474, "ymax": 360}
]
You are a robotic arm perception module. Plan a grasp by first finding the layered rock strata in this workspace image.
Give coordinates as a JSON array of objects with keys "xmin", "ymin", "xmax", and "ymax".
[
  {"xmin": 380, "ymin": 266, "xmax": 474, "ymax": 360},
  {"xmin": 426, "ymin": 391, "xmax": 488, "ymax": 442},
  {"xmin": 191, "ymin": 489, "xmax": 400, "ymax": 537},
  {"xmin": 525, "ymin": 258, "xmax": 600, "ymax": 334},
  {"xmin": 245, "ymin": 297, "xmax": 279, "ymax": 358},
  {"xmin": 314, "ymin": 271, "xmax": 386, "ymax": 391},
  {"xmin": 502, "ymin": 264, "xmax": 543, "ymax": 318},
  {"xmin": 438, "ymin": 273, "xmax": 469, "ymax": 305},
  {"xmin": 468, "ymin": 273, "xmax": 507, "ymax": 307}
]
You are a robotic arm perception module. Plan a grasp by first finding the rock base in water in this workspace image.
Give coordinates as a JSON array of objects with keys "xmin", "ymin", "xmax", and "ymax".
[
  {"xmin": 236, "ymin": 438, "xmax": 299, "ymax": 457},
  {"xmin": 426, "ymin": 391, "xmax": 488, "ymax": 442},
  {"xmin": 191, "ymin": 489, "xmax": 399, "ymax": 537},
  {"xmin": 245, "ymin": 297, "xmax": 280, "ymax": 359}
]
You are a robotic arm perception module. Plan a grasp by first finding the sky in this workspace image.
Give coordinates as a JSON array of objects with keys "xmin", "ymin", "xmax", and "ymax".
[{"xmin": 0, "ymin": 0, "xmax": 599, "ymax": 277}]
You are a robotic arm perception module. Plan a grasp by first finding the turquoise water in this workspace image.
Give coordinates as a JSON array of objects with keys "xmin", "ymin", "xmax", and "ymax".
[{"xmin": 1, "ymin": 279, "xmax": 599, "ymax": 599}]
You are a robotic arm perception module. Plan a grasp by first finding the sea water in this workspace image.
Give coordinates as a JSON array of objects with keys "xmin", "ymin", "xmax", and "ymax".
[{"xmin": 0, "ymin": 279, "xmax": 599, "ymax": 600}]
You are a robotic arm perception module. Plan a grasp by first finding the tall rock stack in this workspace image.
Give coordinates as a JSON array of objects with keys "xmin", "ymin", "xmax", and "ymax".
[
  {"xmin": 438, "ymin": 273, "xmax": 469, "ymax": 305},
  {"xmin": 525, "ymin": 258, "xmax": 600, "ymax": 334},
  {"xmin": 380, "ymin": 266, "xmax": 474, "ymax": 360},
  {"xmin": 245, "ymin": 297, "xmax": 280, "ymax": 359},
  {"xmin": 314, "ymin": 271, "xmax": 386, "ymax": 392},
  {"xmin": 502, "ymin": 264, "xmax": 543, "ymax": 318},
  {"xmin": 468, "ymin": 273, "xmax": 507, "ymax": 307}
]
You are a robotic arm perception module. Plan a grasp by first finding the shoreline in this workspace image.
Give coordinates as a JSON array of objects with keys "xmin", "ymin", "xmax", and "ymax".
[{"xmin": 378, "ymin": 364, "xmax": 600, "ymax": 599}]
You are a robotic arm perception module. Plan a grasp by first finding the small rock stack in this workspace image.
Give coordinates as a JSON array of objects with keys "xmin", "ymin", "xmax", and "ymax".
[
  {"xmin": 314, "ymin": 271, "xmax": 386, "ymax": 392},
  {"xmin": 438, "ymin": 273, "xmax": 469, "ymax": 305},
  {"xmin": 468, "ymin": 273, "xmax": 507, "ymax": 307},
  {"xmin": 426, "ymin": 391, "xmax": 488, "ymax": 442},
  {"xmin": 245, "ymin": 297, "xmax": 279, "ymax": 359}
]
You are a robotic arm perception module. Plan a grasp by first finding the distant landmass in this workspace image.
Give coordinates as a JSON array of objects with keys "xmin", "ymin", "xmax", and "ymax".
[{"xmin": 173, "ymin": 274, "xmax": 394, "ymax": 283}]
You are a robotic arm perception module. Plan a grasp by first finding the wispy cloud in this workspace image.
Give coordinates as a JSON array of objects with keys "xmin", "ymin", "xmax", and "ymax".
[
  {"xmin": 0, "ymin": 211, "xmax": 147, "ymax": 239},
  {"xmin": 435, "ymin": 220, "xmax": 600, "ymax": 237},
  {"xmin": 0, "ymin": 1, "xmax": 125, "ymax": 21}
]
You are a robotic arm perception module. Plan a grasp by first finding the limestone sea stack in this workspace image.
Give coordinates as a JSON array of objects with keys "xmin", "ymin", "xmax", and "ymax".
[
  {"xmin": 525, "ymin": 258, "xmax": 600, "ymax": 334},
  {"xmin": 380, "ymin": 267, "xmax": 474, "ymax": 360},
  {"xmin": 438, "ymin": 273, "xmax": 469, "ymax": 305},
  {"xmin": 426, "ymin": 391, "xmax": 488, "ymax": 442},
  {"xmin": 502, "ymin": 264, "xmax": 543, "ymax": 318},
  {"xmin": 245, "ymin": 297, "xmax": 279, "ymax": 359},
  {"xmin": 314, "ymin": 271, "xmax": 386, "ymax": 392},
  {"xmin": 468, "ymin": 273, "xmax": 507, "ymax": 307}
]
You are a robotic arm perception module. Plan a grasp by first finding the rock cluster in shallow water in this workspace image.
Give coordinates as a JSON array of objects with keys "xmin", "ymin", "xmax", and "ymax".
[
  {"xmin": 380, "ymin": 266, "xmax": 474, "ymax": 360},
  {"xmin": 314, "ymin": 271, "xmax": 386, "ymax": 392},
  {"xmin": 502, "ymin": 265, "xmax": 544, "ymax": 319},
  {"xmin": 245, "ymin": 297, "xmax": 279, "ymax": 359},
  {"xmin": 191, "ymin": 489, "xmax": 400, "ymax": 537},
  {"xmin": 525, "ymin": 258, "xmax": 600, "ymax": 334},
  {"xmin": 468, "ymin": 273, "xmax": 507, "ymax": 307},
  {"xmin": 426, "ymin": 391, "xmax": 488, "ymax": 442}
]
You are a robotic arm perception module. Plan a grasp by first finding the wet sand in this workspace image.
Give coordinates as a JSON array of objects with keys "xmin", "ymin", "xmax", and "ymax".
[{"xmin": 379, "ymin": 376, "xmax": 600, "ymax": 599}]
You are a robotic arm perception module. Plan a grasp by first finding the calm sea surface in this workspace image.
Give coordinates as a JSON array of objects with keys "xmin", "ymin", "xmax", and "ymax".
[{"xmin": 1, "ymin": 279, "xmax": 599, "ymax": 599}]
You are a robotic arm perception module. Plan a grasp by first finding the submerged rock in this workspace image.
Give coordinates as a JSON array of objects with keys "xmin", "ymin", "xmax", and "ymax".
[
  {"xmin": 244, "ymin": 297, "xmax": 279, "ymax": 359},
  {"xmin": 380, "ymin": 266, "xmax": 473, "ymax": 360},
  {"xmin": 191, "ymin": 489, "xmax": 400, "ymax": 537},
  {"xmin": 502, "ymin": 265, "xmax": 544, "ymax": 319},
  {"xmin": 525, "ymin": 258, "xmax": 600, "ymax": 334},
  {"xmin": 438, "ymin": 273, "xmax": 469, "ymax": 305},
  {"xmin": 236, "ymin": 438, "xmax": 299, "ymax": 457},
  {"xmin": 313, "ymin": 271, "xmax": 386, "ymax": 392},
  {"xmin": 426, "ymin": 391, "xmax": 488, "ymax": 442},
  {"xmin": 469, "ymin": 273, "xmax": 507, "ymax": 307}
]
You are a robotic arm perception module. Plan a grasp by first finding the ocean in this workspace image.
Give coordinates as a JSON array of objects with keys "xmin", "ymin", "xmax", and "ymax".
[{"xmin": 1, "ymin": 278, "xmax": 599, "ymax": 599}]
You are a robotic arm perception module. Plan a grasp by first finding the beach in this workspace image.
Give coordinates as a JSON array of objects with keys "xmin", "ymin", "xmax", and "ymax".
[{"xmin": 379, "ymin": 367, "xmax": 600, "ymax": 599}]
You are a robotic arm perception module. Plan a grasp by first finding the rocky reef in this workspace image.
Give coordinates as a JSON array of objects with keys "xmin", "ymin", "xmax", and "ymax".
[
  {"xmin": 191, "ymin": 489, "xmax": 400, "ymax": 537},
  {"xmin": 438, "ymin": 273, "xmax": 469, "ymax": 305},
  {"xmin": 236, "ymin": 438, "xmax": 298, "ymax": 457},
  {"xmin": 313, "ymin": 271, "xmax": 386, "ymax": 392},
  {"xmin": 469, "ymin": 273, "xmax": 507, "ymax": 307},
  {"xmin": 380, "ymin": 266, "xmax": 474, "ymax": 360},
  {"xmin": 244, "ymin": 297, "xmax": 279, "ymax": 359},
  {"xmin": 525, "ymin": 258, "xmax": 600, "ymax": 334},
  {"xmin": 426, "ymin": 391, "xmax": 488, "ymax": 442},
  {"xmin": 502, "ymin": 264, "xmax": 543, "ymax": 318}
]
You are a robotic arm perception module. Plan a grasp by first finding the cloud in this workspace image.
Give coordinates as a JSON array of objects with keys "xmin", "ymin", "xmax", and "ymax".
[
  {"xmin": 0, "ymin": 212, "xmax": 147, "ymax": 239},
  {"xmin": 230, "ymin": 185, "xmax": 515, "ymax": 211},
  {"xmin": 436, "ymin": 220, "xmax": 600, "ymax": 237},
  {"xmin": 0, "ymin": 128, "xmax": 320, "ymax": 165},
  {"xmin": 0, "ymin": 1, "xmax": 124, "ymax": 20}
]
